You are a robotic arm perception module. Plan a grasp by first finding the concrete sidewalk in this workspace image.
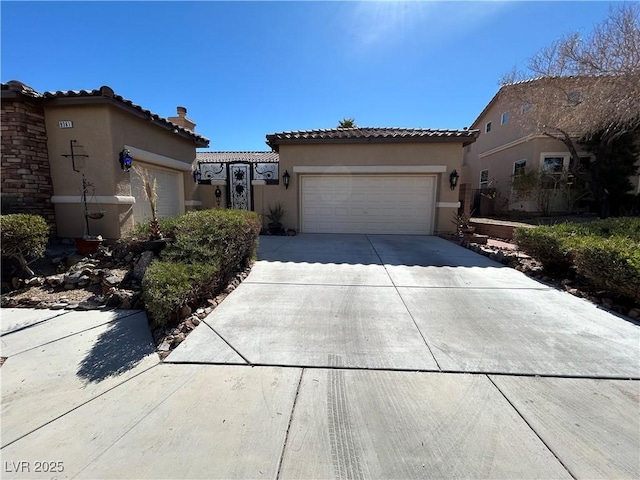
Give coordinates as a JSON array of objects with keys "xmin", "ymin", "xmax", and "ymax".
[
  {"xmin": 1, "ymin": 234, "xmax": 639, "ymax": 479},
  {"xmin": 0, "ymin": 308, "xmax": 637, "ymax": 479}
]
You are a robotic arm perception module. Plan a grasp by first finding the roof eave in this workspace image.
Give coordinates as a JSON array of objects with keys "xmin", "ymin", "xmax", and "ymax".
[
  {"xmin": 43, "ymin": 94, "xmax": 210, "ymax": 148},
  {"xmin": 266, "ymin": 133, "xmax": 479, "ymax": 150}
]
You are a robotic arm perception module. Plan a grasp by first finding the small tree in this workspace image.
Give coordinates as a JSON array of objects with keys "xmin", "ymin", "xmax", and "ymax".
[
  {"xmin": 1, "ymin": 214, "xmax": 49, "ymax": 278},
  {"xmin": 579, "ymin": 129, "xmax": 638, "ymax": 216},
  {"xmin": 511, "ymin": 169, "xmax": 586, "ymax": 215},
  {"xmin": 338, "ymin": 117, "xmax": 356, "ymax": 128}
]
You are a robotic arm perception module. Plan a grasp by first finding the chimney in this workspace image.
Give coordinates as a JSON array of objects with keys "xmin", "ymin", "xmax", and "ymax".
[{"xmin": 168, "ymin": 106, "xmax": 196, "ymax": 132}]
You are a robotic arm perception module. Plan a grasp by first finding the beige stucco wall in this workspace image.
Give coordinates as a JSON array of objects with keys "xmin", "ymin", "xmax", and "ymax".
[
  {"xmin": 463, "ymin": 95, "xmax": 591, "ymax": 214},
  {"xmin": 45, "ymin": 102, "xmax": 200, "ymax": 240},
  {"xmin": 197, "ymin": 184, "xmax": 229, "ymax": 211},
  {"xmin": 261, "ymin": 141, "xmax": 466, "ymax": 235}
]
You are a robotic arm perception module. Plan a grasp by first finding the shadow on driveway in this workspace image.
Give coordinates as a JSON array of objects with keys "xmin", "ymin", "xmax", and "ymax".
[
  {"xmin": 76, "ymin": 313, "xmax": 155, "ymax": 383},
  {"xmin": 257, "ymin": 234, "xmax": 504, "ymax": 267}
]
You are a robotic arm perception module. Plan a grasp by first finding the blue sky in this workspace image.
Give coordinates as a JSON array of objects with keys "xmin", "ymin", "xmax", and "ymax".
[{"xmin": 1, "ymin": 1, "xmax": 619, "ymax": 151}]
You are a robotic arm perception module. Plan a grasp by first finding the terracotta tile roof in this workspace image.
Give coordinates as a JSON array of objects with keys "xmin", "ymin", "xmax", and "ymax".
[
  {"xmin": 1, "ymin": 80, "xmax": 209, "ymax": 147},
  {"xmin": 1, "ymin": 80, "xmax": 40, "ymax": 98},
  {"xmin": 266, "ymin": 127, "xmax": 478, "ymax": 150},
  {"xmin": 196, "ymin": 151, "xmax": 279, "ymax": 163}
]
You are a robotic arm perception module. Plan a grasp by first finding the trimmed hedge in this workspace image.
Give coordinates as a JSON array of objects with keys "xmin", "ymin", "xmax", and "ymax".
[
  {"xmin": 513, "ymin": 223, "xmax": 585, "ymax": 272},
  {"xmin": 141, "ymin": 209, "xmax": 261, "ymax": 325},
  {"xmin": 1, "ymin": 214, "xmax": 49, "ymax": 277},
  {"xmin": 142, "ymin": 262, "xmax": 219, "ymax": 323},
  {"xmin": 573, "ymin": 237, "xmax": 640, "ymax": 302},
  {"xmin": 514, "ymin": 217, "xmax": 640, "ymax": 302},
  {"xmin": 128, "ymin": 215, "xmax": 183, "ymax": 242}
]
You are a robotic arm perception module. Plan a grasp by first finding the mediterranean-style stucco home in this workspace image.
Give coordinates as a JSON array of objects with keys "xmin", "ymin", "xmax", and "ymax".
[
  {"xmin": 3, "ymin": 79, "xmax": 478, "ymax": 240},
  {"xmin": 461, "ymin": 78, "xmax": 640, "ymax": 217},
  {"xmin": 194, "ymin": 127, "xmax": 478, "ymax": 235},
  {"xmin": 1, "ymin": 80, "xmax": 209, "ymax": 240}
]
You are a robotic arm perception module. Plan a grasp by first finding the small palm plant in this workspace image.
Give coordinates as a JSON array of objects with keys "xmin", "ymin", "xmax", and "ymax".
[
  {"xmin": 133, "ymin": 166, "xmax": 163, "ymax": 240},
  {"xmin": 267, "ymin": 202, "xmax": 285, "ymax": 234},
  {"xmin": 338, "ymin": 117, "xmax": 356, "ymax": 128},
  {"xmin": 451, "ymin": 209, "xmax": 475, "ymax": 235},
  {"xmin": 267, "ymin": 202, "xmax": 285, "ymax": 224}
]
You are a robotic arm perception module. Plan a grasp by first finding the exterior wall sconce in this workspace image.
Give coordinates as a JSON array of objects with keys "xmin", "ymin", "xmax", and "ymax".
[
  {"xmin": 193, "ymin": 169, "xmax": 202, "ymax": 183},
  {"xmin": 282, "ymin": 170, "xmax": 290, "ymax": 189},
  {"xmin": 215, "ymin": 186, "xmax": 222, "ymax": 207},
  {"xmin": 119, "ymin": 149, "xmax": 132, "ymax": 172},
  {"xmin": 449, "ymin": 169, "xmax": 459, "ymax": 190}
]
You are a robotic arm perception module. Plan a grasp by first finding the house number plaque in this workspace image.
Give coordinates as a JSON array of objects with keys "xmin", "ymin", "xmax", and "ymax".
[{"xmin": 58, "ymin": 120, "xmax": 73, "ymax": 129}]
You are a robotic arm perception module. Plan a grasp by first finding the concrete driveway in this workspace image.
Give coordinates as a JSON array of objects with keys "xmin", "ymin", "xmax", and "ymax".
[
  {"xmin": 168, "ymin": 234, "xmax": 639, "ymax": 378},
  {"xmin": 2, "ymin": 234, "xmax": 638, "ymax": 479}
]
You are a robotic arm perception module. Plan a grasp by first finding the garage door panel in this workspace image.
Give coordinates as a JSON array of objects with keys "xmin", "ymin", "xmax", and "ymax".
[
  {"xmin": 132, "ymin": 166, "xmax": 181, "ymax": 224},
  {"xmin": 301, "ymin": 175, "xmax": 435, "ymax": 235}
]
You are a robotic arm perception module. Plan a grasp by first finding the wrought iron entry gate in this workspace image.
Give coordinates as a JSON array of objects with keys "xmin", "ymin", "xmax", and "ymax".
[{"xmin": 228, "ymin": 163, "xmax": 251, "ymax": 210}]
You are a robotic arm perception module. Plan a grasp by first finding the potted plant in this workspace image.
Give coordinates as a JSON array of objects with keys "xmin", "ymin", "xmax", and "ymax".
[
  {"xmin": 132, "ymin": 166, "xmax": 168, "ymax": 253},
  {"xmin": 267, "ymin": 202, "xmax": 285, "ymax": 235}
]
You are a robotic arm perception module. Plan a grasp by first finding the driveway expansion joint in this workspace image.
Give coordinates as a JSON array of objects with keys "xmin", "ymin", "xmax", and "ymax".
[
  {"xmin": 0, "ymin": 310, "xmax": 71, "ymax": 337},
  {"xmin": 275, "ymin": 368, "xmax": 304, "ymax": 480},
  {"xmin": 0, "ymin": 363, "xmax": 160, "ymax": 450},
  {"xmin": 365, "ymin": 234, "xmax": 442, "ymax": 371},
  {"xmin": 154, "ymin": 361, "xmax": 640, "ymax": 381},
  {"xmin": 486, "ymin": 374, "xmax": 578, "ymax": 480},
  {"xmin": 204, "ymin": 321, "xmax": 251, "ymax": 365},
  {"xmin": 1, "ymin": 309, "xmax": 146, "ymax": 358}
]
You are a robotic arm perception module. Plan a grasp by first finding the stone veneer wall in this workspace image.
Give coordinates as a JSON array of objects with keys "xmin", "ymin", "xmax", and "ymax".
[{"xmin": 1, "ymin": 97, "xmax": 56, "ymax": 236}]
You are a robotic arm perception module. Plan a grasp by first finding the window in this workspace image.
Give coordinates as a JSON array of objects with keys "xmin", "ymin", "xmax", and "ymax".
[
  {"xmin": 485, "ymin": 122, "xmax": 492, "ymax": 133},
  {"xmin": 521, "ymin": 101, "xmax": 531, "ymax": 114},
  {"xmin": 542, "ymin": 156, "xmax": 565, "ymax": 174},
  {"xmin": 501, "ymin": 112, "xmax": 509, "ymax": 125},
  {"xmin": 480, "ymin": 170, "xmax": 489, "ymax": 189},
  {"xmin": 513, "ymin": 159, "xmax": 526, "ymax": 176},
  {"xmin": 542, "ymin": 156, "xmax": 566, "ymax": 188}
]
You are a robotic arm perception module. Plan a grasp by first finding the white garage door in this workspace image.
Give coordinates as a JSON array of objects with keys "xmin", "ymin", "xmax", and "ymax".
[
  {"xmin": 131, "ymin": 166, "xmax": 182, "ymax": 224},
  {"xmin": 301, "ymin": 175, "xmax": 436, "ymax": 234}
]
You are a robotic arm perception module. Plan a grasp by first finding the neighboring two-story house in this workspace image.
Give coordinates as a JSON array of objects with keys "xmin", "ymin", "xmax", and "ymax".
[{"xmin": 461, "ymin": 78, "xmax": 640, "ymax": 217}]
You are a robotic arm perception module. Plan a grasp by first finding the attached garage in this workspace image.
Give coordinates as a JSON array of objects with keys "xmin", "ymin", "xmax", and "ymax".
[
  {"xmin": 301, "ymin": 175, "xmax": 435, "ymax": 234},
  {"xmin": 264, "ymin": 127, "xmax": 479, "ymax": 235}
]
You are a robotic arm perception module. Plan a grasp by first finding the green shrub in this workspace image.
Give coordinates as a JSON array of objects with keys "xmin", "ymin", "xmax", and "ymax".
[
  {"xmin": 515, "ymin": 217, "xmax": 640, "ymax": 301},
  {"xmin": 1, "ymin": 214, "xmax": 49, "ymax": 277},
  {"xmin": 513, "ymin": 223, "xmax": 585, "ymax": 272},
  {"xmin": 127, "ymin": 215, "xmax": 183, "ymax": 241},
  {"xmin": 140, "ymin": 209, "xmax": 261, "ymax": 326},
  {"xmin": 579, "ymin": 217, "xmax": 640, "ymax": 241},
  {"xmin": 573, "ymin": 237, "xmax": 640, "ymax": 302},
  {"xmin": 161, "ymin": 209, "xmax": 261, "ymax": 281},
  {"xmin": 142, "ymin": 261, "xmax": 219, "ymax": 323}
]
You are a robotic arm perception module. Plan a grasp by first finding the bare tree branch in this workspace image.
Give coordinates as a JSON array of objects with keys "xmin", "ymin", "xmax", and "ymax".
[{"xmin": 500, "ymin": 4, "xmax": 640, "ymax": 217}]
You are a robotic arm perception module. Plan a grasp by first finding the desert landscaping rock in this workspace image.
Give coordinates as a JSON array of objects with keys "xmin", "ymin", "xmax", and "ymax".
[
  {"xmin": 178, "ymin": 304, "xmax": 191, "ymax": 320},
  {"xmin": 132, "ymin": 251, "xmax": 155, "ymax": 281},
  {"xmin": 45, "ymin": 274, "xmax": 65, "ymax": 286}
]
